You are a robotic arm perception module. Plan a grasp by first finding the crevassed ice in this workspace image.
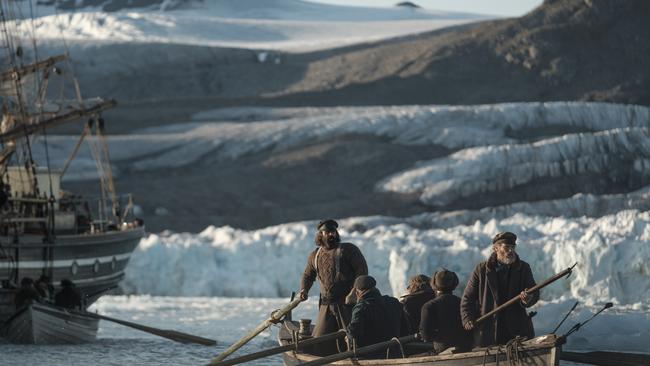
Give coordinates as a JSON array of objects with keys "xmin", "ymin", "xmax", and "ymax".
[
  {"xmin": 121, "ymin": 209, "xmax": 650, "ymax": 306},
  {"xmin": 31, "ymin": 102, "xmax": 650, "ymax": 182},
  {"xmin": 379, "ymin": 127, "xmax": 650, "ymax": 206}
]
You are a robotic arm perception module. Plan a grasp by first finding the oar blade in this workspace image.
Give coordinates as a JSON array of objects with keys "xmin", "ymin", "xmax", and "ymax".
[
  {"xmin": 163, "ymin": 330, "xmax": 217, "ymax": 346},
  {"xmin": 78, "ymin": 310, "xmax": 217, "ymax": 346}
]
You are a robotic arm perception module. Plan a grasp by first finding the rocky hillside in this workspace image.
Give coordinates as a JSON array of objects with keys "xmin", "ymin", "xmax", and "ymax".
[
  {"xmin": 57, "ymin": 0, "xmax": 648, "ymax": 131},
  {"xmin": 270, "ymin": 0, "xmax": 650, "ymax": 106}
]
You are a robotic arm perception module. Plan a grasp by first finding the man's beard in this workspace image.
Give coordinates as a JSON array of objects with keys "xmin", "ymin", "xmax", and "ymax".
[
  {"xmin": 317, "ymin": 233, "xmax": 340, "ymax": 248},
  {"xmin": 496, "ymin": 252, "xmax": 516, "ymax": 265}
]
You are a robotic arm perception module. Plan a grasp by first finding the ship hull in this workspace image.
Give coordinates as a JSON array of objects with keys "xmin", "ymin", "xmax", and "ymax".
[{"xmin": 0, "ymin": 227, "xmax": 144, "ymax": 322}]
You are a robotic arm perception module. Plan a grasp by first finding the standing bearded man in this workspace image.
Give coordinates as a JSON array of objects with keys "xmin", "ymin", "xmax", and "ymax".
[
  {"xmin": 299, "ymin": 219, "xmax": 368, "ymax": 355},
  {"xmin": 460, "ymin": 232, "xmax": 539, "ymax": 347}
]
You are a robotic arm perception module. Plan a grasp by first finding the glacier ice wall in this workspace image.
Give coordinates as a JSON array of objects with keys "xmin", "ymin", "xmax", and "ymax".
[{"xmin": 122, "ymin": 210, "xmax": 650, "ymax": 306}]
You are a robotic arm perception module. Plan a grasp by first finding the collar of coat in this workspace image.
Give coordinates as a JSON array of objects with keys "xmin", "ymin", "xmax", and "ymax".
[
  {"xmin": 486, "ymin": 252, "xmax": 522, "ymax": 272},
  {"xmin": 358, "ymin": 287, "xmax": 381, "ymax": 301},
  {"xmin": 400, "ymin": 289, "xmax": 435, "ymax": 300}
]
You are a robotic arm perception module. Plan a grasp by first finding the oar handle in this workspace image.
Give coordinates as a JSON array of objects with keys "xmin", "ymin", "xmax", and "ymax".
[
  {"xmin": 476, "ymin": 263, "xmax": 576, "ymax": 325},
  {"xmin": 209, "ymin": 298, "xmax": 303, "ymax": 364}
]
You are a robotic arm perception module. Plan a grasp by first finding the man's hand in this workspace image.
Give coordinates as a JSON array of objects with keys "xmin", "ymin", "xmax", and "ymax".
[
  {"xmin": 519, "ymin": 289, "xmax": 532, "ymax": 305},
  {"xmin": 345, "ymin": 288, "xmax": 358, "ymax": 305},
  {"xmin": 298, "ymin": 289, "xmax": 308, "ymax": 301},
  {"xmin": 463, "ymin": 320, "xmax": 475, "ymax": 331}
]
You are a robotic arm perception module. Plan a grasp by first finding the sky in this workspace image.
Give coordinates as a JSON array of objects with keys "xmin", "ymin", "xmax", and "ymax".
[{"xmin": 309, "ymin": 0, "xmax": 543, "ymax": 17}]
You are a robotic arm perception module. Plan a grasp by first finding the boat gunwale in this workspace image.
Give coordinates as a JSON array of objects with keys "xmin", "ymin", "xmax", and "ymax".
[{"xmin": 279, "ymin": 330, "xmax": 561, "ymax": 365}]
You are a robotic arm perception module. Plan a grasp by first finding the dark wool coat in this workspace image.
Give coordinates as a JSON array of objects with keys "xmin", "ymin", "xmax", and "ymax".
[
  {"xmin": 460, "ymin": 253, "xmax": 539, "ymax": 347},
  {"xmin": 54, "ymin": 287, "xmax": 82, "ymax": 310},
  {"xmin": 347, "ymin": 288, "xmax": 404, "ymax": 358},
  {"xmin": 401, "ymin": 289, "xmax": 435, "ymax": 333},
  {"xmin": 301, "ymin": 242, "xmax": 368, "ymax": 305},
  {"xmin": 419, "ymin": 294, "xmax": 472, "ymax": 353},
  {"xmin": 14, "ymin": 287, "xmax": 41, "ymax": 309}
]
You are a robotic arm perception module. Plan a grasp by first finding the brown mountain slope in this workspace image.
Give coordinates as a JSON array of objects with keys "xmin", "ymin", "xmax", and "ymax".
[{"xmin": 268, "ymin": 0, "xmax": 650, "ymax": 106}]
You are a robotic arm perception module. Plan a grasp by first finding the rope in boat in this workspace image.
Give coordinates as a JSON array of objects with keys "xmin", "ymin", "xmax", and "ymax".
[
  {"xmin": 505, "ymin": 336, "xmax": 525, "ymax": 365},
  {"xmin": 386, "ymin": 336, "xmax": 406, "ymax": 359},
  {"xmin": 480, "ymin": 336, "xmax": 528, "ymax": 366}
]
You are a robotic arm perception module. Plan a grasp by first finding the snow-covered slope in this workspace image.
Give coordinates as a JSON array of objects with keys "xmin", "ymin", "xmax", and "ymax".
[
  {"xmin": 121, "ymin": 209, "xmax": 650, "ymax": 308},
  {"xmin": 11, "ymin": 0, "xmax": 487, "ymax": 51}
]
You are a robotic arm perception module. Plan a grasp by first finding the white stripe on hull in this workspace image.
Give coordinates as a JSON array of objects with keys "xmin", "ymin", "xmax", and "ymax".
[
  {"xmin": 0, "ymin": 252, "xmax": 133, "ymax": 269},
  {"xmin": 72, "ymin": 270, "xmax": 125, "ymax": 284}
]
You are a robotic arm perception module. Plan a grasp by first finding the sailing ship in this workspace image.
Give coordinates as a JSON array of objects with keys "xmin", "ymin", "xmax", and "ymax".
[{"xmin": 0, "ymin": 1, "xmax": 144, "ymax": 343}]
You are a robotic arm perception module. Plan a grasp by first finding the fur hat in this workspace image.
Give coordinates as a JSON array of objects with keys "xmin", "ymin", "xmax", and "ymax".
[
  {"xmin": 317, "ymin": 219, "xmax": 338, "ymax": 232},
  {"xmin": 353, "ymin": 275, "xmax": 377, "ymax": 291},
  {"xmin": 432, "ymin": 269, "xmax": 459, "ymax": 291},
  {"xmin": 492, "ymin": 231, "xmax": 517, "ymax": 246},
  {"xmin": 406, "ymin": 274, "xmax": 432, "ymax": 294}
]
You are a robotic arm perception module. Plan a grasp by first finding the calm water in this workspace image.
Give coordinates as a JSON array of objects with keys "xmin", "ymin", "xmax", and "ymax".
[{"xmin": 0, "ymin": 296, "xmax": 599, "ymax": 365}]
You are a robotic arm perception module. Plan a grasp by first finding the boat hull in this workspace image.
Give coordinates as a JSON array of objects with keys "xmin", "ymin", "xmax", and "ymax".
[
  {"xmin": 0, "ymin": 227, "xmax": 144, "ymax": 322},
  {"xmin": 278, "ymin": 321, "xmax": 561, "ymax": 366},
  {"xmin": 2, "ymin": 302, "xmax": 99, "ymax": 344}
]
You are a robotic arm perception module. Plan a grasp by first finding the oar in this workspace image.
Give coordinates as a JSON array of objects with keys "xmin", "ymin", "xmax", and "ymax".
[
  {"xmin": 551, "ymin": 300, "xmax": 579, "ymax": 334},
  {"xmin": 209, "ymin": 297, "xmax": 303, "ymax": 364},
  {"xmin": 299, "ymin": 334, "xmax": 420, "ymax": 366},
  {"xmin": 475, "ymin": 263, "xmax": 577, "ymax": 325},
  {"xmin": 209, "ymin": 330, "xmax": 346, "ymax": 366},
  {"xmin": 75, "ymin": 310, "xmax": 217, "ymax": 346},
  {"xmin": 561, "ymin": 302, "xmax": 613, "ymax": 338}
]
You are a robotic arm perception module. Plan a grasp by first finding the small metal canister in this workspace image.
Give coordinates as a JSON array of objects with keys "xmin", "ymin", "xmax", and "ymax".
[{"xmin": 299, "ymin": 319, "xmax": 312, "ymax": 336}]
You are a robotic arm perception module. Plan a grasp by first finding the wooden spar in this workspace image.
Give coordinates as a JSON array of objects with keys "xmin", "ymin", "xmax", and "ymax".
[
  {"xmin": 209, "ymin": 298, "xmax": 303, "ymax": 364},
  {"xmin": 476, "ymin": 263, "xmax": 577, "ymax": 325},
  {"xmin": 0, "ymin": 99, "xmax": 117, "ymax": 143},
  {"xmin": 298, "ymin": 334, "xmax": 420, "ymax": 366},
  {"xmin": 74, "ymin": 310, "xmax": 217, "ymax": 346},
  {"xmin": 209, "ymin": 330, "xmax": 346, "ymax": 366},
  {"xmin": 0, "ymin": 54, "xmax": 67, "ymax": 83}
]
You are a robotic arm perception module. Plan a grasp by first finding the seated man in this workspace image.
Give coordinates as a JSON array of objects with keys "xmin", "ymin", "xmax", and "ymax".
[
  {"xmin": 35, "ymin": 274, "xmax": 54, "ymax": 300},
  {"xmin": 419, "ymin": 269, "xmax": 472, "ymax": 353},
  {"xmin": 346, "ymin": 275, "xmax": 406, "ymax": 359},
  {"xmin": 400, "ymin": 274, "xmax": 435, "ymax": 333},
  {"xmin": 14, "ymin": 277, "xmax": 41, "ymax": 309},
  {"xmin": 54, "ymin": 279, "xmax": 83, "ymax": 310}
]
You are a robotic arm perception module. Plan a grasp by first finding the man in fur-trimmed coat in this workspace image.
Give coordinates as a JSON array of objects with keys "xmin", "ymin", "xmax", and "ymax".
[
  {"xmin": 298, "ymin": 219, "xmax": 368, "ymax": 355},
  {"xmin": 460, "ymin": 232, "xmax": 539, "ymax": 347}
]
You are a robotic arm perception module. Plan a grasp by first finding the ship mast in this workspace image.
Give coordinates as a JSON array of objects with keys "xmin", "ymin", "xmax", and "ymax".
[{"xmin": 0, "ymin": 0, "xmax": 120, "ymax": 242}]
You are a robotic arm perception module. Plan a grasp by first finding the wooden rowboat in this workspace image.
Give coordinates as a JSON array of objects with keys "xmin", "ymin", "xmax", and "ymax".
[
  {"xmin": 278, "ymin": 321, "xmax": 561, "ymax": 366},
  {"xmin": 1, "ymin": 302, "xmax": 99, "ymax": 344}
]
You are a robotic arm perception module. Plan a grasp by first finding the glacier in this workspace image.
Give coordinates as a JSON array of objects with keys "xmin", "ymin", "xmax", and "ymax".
[
  {"xmin": 8, "ymin": 0, "xmax": 484, "ymax": 51},
  {"xmin": 121, "ymin": 209, "xmax": 650, "ymax": 308},
  {"xmin": 378, "ymin": 127, "xmax": 650, "ymax": 206},
  {"xmin": 31, "ymin": 102, "xmax": 650, "ymax": 180}
]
